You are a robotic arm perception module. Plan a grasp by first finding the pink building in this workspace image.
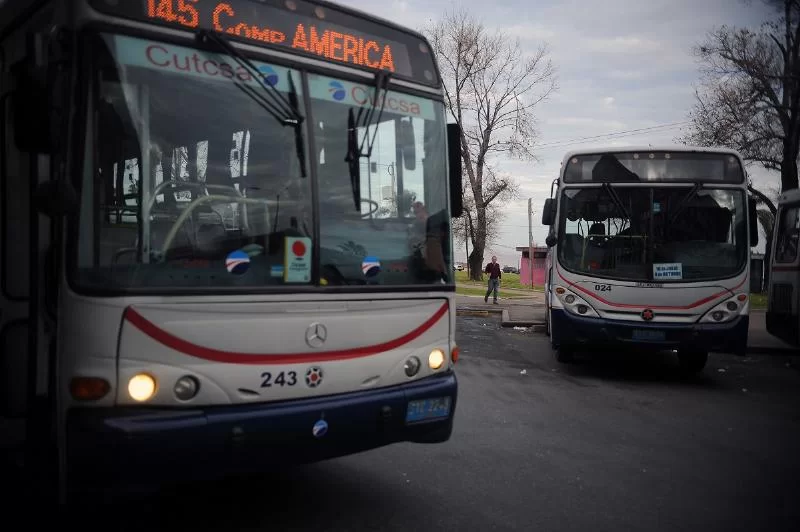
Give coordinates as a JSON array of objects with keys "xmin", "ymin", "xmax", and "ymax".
[{"xmin": 517, "ymin": 246, "xmax": 549, "ymax": 286}]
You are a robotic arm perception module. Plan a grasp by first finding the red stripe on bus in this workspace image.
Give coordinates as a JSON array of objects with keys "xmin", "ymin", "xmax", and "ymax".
[
  {"xmin": 123, "ymin": 302, "xmax": 449, "ymax": 365},
  {"xmin": 556, "ymin": 270, "xmax": 745, "ymax": 310}
]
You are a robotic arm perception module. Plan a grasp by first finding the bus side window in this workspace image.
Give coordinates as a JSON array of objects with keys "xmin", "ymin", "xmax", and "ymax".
[{"xmin": 775, "ymin": 206, "xmax": 799, "ymax": 264}]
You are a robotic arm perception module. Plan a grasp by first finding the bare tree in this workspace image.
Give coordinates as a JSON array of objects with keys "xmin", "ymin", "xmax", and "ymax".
[
  {"xmin": 678, "ymin": 0, "xmax": 800, "ymax": 192},
  {"xmin": 425, "ymin": 9, "xmax": 556, "ymax": 279}
]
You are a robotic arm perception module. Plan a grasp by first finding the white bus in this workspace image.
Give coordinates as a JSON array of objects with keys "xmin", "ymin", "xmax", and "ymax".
[
  {"xmin": 766, "ymin": 187, "xmax": 800, "ymax": 347},
  {"xmin": 541, "ymin": 146, "xmax": 759, "ymax": 372},
  {"xmin": 0, "ymin": 0, "xmax": 463, "ymax": 503}
]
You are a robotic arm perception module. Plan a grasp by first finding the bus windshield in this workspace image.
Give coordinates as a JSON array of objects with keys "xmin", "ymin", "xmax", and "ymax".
[
  {"xmin": 72, "ymin": 33, "xmax": 451, "ymax": 292},
  {"xmin": 557, "ymin": 186, "xmax": 748, "ymax": 282}
]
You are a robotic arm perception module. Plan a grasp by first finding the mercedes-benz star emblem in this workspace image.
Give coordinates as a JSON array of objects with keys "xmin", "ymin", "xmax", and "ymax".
[
  {"xmin": 641, "ymin": 309, "xmax": 655, "ymax": 321},
  {"xmin": 305, "ymin": 322, "xmax": 327, "ymax": 348}
]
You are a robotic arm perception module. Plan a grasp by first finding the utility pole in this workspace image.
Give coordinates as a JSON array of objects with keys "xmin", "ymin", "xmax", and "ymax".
[{"xmin": 528, "ymin": 198, "xmax": 534, "ymax": 289}]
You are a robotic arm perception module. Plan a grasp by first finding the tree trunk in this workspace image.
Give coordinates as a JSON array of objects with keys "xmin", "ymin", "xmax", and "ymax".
[
  {"xmin": 468, "ymin": 207, "xmax": 487, "ymax": 281},
  {"xmin": 468, "ymin": 249, "xmax": 484, "ymax": 282}
]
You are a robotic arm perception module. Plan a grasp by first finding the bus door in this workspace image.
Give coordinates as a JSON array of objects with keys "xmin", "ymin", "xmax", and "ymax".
[
  {"xmin": 767, "ymin": 201, "xmax": 800, "ymax": 346},
  {"xmin": 1, "ymin": 21, "xmax": 62, "ymax": 470}
]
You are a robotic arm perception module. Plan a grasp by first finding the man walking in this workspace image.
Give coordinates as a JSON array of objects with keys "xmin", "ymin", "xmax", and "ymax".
[{"xmin": 484, "ymin": 256, "xmax": 502, "ymax": 304}]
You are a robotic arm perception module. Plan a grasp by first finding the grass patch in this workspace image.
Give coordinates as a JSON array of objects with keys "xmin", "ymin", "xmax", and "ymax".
[
  {"xmin": 454, "ymin": 270, "xmax": 543, "ymax": 291},
  {"xmin": 455, "ymin": 286, "xmax": 532, "ymax": 299},
  {"xmin": 750, "ymin": 292, "xmax": 767, "ymax": 310}
]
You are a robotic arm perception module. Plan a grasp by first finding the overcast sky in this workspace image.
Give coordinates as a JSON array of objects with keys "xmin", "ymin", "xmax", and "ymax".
[{"xmin": 341, "ymin": 0, "xmax": 779, "ymax": 266}]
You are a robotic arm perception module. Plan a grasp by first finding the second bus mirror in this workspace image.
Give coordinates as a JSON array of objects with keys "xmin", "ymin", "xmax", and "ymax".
[
  {"xmin": 748, "ymin": 196, "xmax": 759, "ymax": 247},
  {"xmin": 542, "ymin": 198, "xmax": 555, "ymax": 226}
]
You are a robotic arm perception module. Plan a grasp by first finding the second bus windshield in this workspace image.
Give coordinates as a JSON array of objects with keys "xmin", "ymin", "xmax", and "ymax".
[{"xmin": 557, "ymin": 185, "xmax": 748, "ymax": 282}]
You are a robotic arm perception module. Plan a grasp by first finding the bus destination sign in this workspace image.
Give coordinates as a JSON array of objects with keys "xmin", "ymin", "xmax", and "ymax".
[{"xmin": 89, "ymin": 0, "xmax": 438, "ymax": 85}]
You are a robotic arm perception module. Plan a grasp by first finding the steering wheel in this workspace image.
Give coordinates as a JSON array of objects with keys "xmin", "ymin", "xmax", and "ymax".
[
  {"xmin": 360, "ymin": 198, "xmax": 380, "ymax": 218},
  {"xmin": 155, "ymin": 194, "xmax": 277, "ymax": 261}
]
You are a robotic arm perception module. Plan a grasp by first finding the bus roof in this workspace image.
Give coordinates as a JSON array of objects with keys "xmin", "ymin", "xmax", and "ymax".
[
  {"xmin": 2, "ymin": 0, "xmax": 440, "ymax": 88},
  {"xmin": 559, "ymin": 145, "xmax": 744, "ymax": 165},
  {"xmin": 1, "ymin": 0, "xmax": 432, "ymax": 39}
]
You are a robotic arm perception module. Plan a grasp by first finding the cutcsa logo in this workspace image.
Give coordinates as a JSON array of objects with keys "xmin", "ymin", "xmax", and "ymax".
[
  {"xmin": 328, "ymin": 80, "xmax": 346, "ymax": 101},
  {"xmin": 257, "ymin": 65, "xmax": 279, "ymax": 87}
]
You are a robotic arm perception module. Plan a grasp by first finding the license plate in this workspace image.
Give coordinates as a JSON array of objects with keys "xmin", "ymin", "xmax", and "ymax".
[
  {"xmin": 406, "ymin": 397, "xmax": 452, "ymax": 423},
  {"xmin": 632, "ymin": 329, "xmax": 666, "ymax": 342}
]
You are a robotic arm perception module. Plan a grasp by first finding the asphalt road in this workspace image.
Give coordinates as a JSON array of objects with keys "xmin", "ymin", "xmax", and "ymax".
[{"xmin": 17, "ymin": 316, "xmax": 800, "ymax": 530}]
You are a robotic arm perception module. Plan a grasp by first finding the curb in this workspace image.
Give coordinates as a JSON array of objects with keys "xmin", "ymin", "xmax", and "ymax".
[
  {"xmin": 456, "ymin": 306, "xmax": 546, "ymax": 331},
  {"xmin": 457, "ymin": 306, "xmax": 797, "ymax": 353}
]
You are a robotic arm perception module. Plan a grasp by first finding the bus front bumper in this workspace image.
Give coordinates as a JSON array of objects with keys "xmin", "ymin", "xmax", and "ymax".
[
  {"xmin": 66, "ymin": 372, "xmax": 457, "ymax": 489},
  {"xmin": 551, "ymin": 309, "xmax": 749, "ymax": 355}
]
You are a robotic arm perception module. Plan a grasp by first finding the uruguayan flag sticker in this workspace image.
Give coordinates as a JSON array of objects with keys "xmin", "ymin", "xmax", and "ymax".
[
  {"xmin": 312, "ymin": 419, "xmax": 328, "ymax": 438},
  {"xmin": 225, "ymin": 250, "xmax": 250, "ymax": 275},
  {"xmin": 362, "ymin": 256, "xmax": 381, "ymax": 277}
]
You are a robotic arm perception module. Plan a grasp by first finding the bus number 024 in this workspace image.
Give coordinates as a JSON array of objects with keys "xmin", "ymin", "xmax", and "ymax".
[
  {"xmin": 261, "ymin": 371, "xmax": 297, "ymax": 387},
  {"xmin": 594, "ymin": 284, "xmax": 612, "ymax": 292}
]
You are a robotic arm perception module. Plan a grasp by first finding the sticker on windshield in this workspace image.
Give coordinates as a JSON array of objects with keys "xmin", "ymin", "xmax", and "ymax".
[
  {"xmin": 653, "ymin": 262, "xmax": 682, "ymax": 280},
  {"xmin": 362, "ymin": 256, "xmax": 381, "ymax": 277},
  {"xmin": 109, "ymin": 34, "xmax": 301, "ymax": 94},
  {"xmin": 270, "ymin": 265, "xmax": 284, "ymax": 278},
  {"xmin": 307, "ymin": 75, "xmax": 436, "ymax": 121},
  {"xmin": 226, "ymin": 250, "xmax": 251, "ymax": 275},
  {"xmin": 285, "ymin": 236, "xmax": 312, "ymax": 283},
  {"xmin": 653, "ymin": 202, "xmax": 662, "ymax": 214}
]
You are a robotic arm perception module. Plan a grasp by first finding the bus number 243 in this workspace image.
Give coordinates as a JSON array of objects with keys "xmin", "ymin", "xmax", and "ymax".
[{"xmin": 261, "ymin": 371, "xmax": 297, "ymax": 387}]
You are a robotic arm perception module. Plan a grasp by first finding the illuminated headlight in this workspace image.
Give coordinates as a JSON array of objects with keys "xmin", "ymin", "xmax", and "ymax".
[
  {"xmin": 128, "ymin": 374, "xmax": 157, "ymax": 402},
  {"xmin": 428, "ymin": 349, "xmax": 445, "ymax": 370},
  {"xmin": 174, "ymin": 375, "xmax": 200, "ymax": 401},
  {"xmin": 553, "ymin": 286, "xmax": 599, "ymax": 318},
  {"xmin": 700, "ymin": 294, "xmax": 747, "ymax": 324},
  {"xmin": 404, "ymin": 356, "xmax": 421, "ymax": 377}
]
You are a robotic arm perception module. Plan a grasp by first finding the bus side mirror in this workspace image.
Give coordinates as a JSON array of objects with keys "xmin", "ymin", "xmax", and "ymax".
[
  {"xmin": 34, "ymin": 180, "xmax": 78, "ymax": 218},
  {"xmin": 9, "ymin": 33, "xmax": 61, "ymax": 154},
  {"xmin": 10, "ymin": 31, "xmax": 66, "ymax": 154},
  {"xmin": 546, "ymin": 234, "xmax": 557, "ymax": 248},
  {"xmin": 10, "ymin": 61, "xmax": 53, "ymax": 153},
  {"xmin": 542, "ymin": 198, "xmax": 555, "ymax": 226},
  {"xmin": 748, "ymin": 196, "xmax": 759, "ymax": 247},
  {"xmin": 447, "ymin": 122, "xmax": 463, "ymax": 218}
]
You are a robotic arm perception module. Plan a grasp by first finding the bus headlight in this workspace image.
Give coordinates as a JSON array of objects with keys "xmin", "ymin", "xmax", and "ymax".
[
  {"xmin": 428, "ymin": 349, "xmax": 445, "ymax": 370},
  {"xmin": 700, "ymin": 295, "xmax": 747, "ymax": 324},
  {"xmin": 554, "ymin": 287, "xmax": 599, "ymax": 318},
  {"xmin": 128, "ymin": 374, "xmax": 157, "ymax": 402}
]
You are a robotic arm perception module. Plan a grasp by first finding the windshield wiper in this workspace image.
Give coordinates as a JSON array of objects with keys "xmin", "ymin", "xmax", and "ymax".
[
  {"xmin": 197, "ymin": 30, "xmax": 306, "ymax": 176},
  {"xmin": 344, "ymin": 70, "xmax": 392, "ymax": 210},
  {"xmin": 346, "ymin": 108, "xmax": 361, "ymax": 210},
  {"xmin": 668, "ymin": 183, "xmax": 702, "ymax": 225},
  {"xmin": 601, "ymin": 182, "xmax": 630, "ymax": 220}
]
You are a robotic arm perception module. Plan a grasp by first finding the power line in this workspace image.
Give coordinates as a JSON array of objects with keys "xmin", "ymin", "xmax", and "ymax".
[{"xmin": 535, "ymin": 121, "xmax": 690, "ymax": 151}]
